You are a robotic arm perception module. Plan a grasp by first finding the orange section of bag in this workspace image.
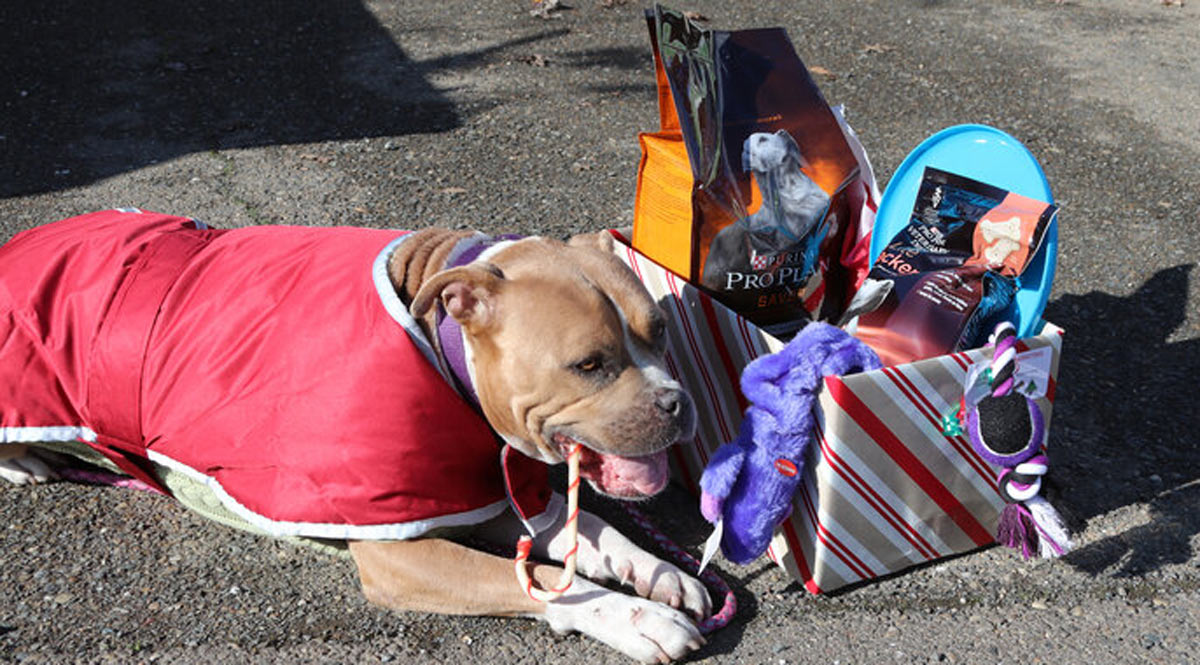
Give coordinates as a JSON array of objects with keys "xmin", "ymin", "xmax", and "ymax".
[
  {"xmin": 633, "ymin": 131, "xmax": 694, "ymax": 277},
  {"xmin": 633, "ymin": 131, "xmax": 766, "ymax": 281},
  {"xmin": 747, "ymin": 171, "xmax": 763, "ymax": 216}
]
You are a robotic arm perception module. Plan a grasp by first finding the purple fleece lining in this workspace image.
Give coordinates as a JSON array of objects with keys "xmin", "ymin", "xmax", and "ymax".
[{"xmin": 434, "ymin": 234, "xmax": 523, "ymax": 407}]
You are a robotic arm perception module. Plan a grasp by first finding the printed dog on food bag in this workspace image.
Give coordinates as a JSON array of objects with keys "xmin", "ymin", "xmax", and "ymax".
[
  {"xmin": 701, "ymin": 129, "xmax": 832, "ymax": 293},
  {"xmin": 0, "ymin": 209, "xmax": 709, "ymax": 664}
]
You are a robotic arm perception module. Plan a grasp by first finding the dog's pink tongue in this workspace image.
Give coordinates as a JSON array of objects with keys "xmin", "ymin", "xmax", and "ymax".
[{"xmin": 593, "ymin": 449, "xmax": 670, "ymax": 497}]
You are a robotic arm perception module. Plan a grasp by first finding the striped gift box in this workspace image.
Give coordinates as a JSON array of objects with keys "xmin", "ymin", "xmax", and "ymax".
[{"xmin": 610, "ymin": 235, "xmax": 1062, "ymax": 594}]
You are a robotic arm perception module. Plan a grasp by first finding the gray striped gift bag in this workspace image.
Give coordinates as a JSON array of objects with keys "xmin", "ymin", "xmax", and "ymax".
[{"xmin": 608, "ymin": 233, "xmax": 1062, "ymax": 594}]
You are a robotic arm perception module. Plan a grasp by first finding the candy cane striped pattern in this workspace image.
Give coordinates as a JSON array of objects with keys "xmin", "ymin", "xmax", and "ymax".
[{"xmin": 514, "ymin": 442, "xmax": 581, "ymax": 601}]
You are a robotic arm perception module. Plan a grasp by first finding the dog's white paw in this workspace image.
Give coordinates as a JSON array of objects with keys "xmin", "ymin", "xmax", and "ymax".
[
  {"xmin": 0, "ymin": 452, "xmax": 57, "ymax": 485},
  {"xmin": 543, "ymin": 577, "xmax": 704, "ymax": 664},
  {"xmin": 611, "ymin": 549, "xmax": 711, "ymax": 622},
  {"xmin": 552, "ymin": 511, "xmax": 711, "ymax": 622}
]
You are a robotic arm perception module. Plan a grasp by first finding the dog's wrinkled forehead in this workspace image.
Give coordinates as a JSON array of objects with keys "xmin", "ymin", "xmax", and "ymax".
[
  {"xmin": 575, "ymin": 252, "xmax": 664, "ymax": 346},
  {"xmin": 490, "ymin": 237, "xmax": 665, "ymax": 348}
]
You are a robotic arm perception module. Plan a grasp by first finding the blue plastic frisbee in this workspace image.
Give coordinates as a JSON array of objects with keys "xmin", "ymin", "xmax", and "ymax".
[{"xmin": 868, "ymin": 124, "xmax": 1057, "ymax": 338}]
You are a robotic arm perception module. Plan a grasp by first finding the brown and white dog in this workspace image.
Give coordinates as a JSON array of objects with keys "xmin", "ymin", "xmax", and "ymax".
[{"xmin": 0, "ymin": 224, "xmax": 708, "ymax": 663}]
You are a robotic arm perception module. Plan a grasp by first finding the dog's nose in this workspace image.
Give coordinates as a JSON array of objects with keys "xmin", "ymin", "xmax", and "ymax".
[{"xmin": 654, "ymin": 388, "xmax": 683, "ymax": 416}]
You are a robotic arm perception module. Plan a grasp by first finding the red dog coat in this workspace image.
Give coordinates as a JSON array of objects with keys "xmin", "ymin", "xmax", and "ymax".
[{"xmin": 0, "ymin": 209, "xmax": 556, "ymax": 539}]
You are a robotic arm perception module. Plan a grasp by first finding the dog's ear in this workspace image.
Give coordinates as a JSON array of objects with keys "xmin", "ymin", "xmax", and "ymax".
[
  {"xmin": 411, "ymin": 263, "xmax": 505, "ymax": 330},
  {"xmin": 776, "ymin": 129, "xmax": 808, "ymax": 169},
  {"xmin": 567, "ymin": 229, "xmax": 616, "ymax": 253}
]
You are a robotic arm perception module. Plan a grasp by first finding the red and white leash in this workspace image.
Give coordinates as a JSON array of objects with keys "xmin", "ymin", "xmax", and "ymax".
[{"xmin": 621, "ymin": 502, "xmax": 737, "ymax": 634}]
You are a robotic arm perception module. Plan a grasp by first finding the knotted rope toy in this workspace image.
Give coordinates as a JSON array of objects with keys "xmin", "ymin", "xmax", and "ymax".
[{"xmin": 943, "ymin": 321, "xmax": 1072, "ymax": 559}]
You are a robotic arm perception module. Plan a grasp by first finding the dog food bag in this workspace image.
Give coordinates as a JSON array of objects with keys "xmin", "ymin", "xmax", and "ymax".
[
  {"xmin": 632, "ymin": 5, "xmax": 873, "ymax": 337},
  {"xmin": 844, "ymin": 167, "xmax": 1056, "ymax": 366}
]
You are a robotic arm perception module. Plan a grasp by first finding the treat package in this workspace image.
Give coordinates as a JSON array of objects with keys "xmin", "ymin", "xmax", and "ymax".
[
  {"xmin": 843, "ymin": 167, "xmax": 1056, "ymax": 365},
  {"xmin": 632, "ymin": 5, "xmax": 871, "ymax": 337}
]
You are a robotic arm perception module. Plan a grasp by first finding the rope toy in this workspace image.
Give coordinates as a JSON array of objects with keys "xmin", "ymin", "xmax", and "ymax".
[
  {"xmin": 943, "ymin": 321, "xmax": 1072, "ymax": 559},
  {"xmin": 514, "ymin": 441, "xmax": 581, "ymax": 601}
]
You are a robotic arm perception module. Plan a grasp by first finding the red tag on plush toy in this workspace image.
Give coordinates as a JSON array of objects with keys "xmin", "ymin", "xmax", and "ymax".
[{"xmin": 774, "ymin": 458, "xmax": 798, "ymax": 477}]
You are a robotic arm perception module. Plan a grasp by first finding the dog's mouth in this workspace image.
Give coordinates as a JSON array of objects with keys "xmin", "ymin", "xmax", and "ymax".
[{"xmin": 551, "ymin": 433, "xmax": 670, "ymax": 500}]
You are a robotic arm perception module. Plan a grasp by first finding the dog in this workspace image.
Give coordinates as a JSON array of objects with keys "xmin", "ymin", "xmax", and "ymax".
[
  {"xmin": 700, "ymin": 129, "xmax": 832, "ymax": 294},
  {"xmin": 0, "ymin": 209, "xmax": 708, "ymax": 664}
]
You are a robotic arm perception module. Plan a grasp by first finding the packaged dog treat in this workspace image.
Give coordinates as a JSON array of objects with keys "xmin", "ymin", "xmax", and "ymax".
[
  {"xmin": 632, "ymin": 5, "xmax": 871, "ymax": 337},
  {"xmin": 844, "ymin": 167, "xmax": 1056, "ymax": 365}
]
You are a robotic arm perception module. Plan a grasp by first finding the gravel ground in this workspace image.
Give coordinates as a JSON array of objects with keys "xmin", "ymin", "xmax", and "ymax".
[{"xmin": 2, "ymin": 1, "xmax": 1198, "ymax": 663}]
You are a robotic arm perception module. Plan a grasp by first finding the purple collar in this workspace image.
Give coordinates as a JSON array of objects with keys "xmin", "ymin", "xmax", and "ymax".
[{"xmin": 435, "ymin": 234, "xmax": 522, "ymax": 407}]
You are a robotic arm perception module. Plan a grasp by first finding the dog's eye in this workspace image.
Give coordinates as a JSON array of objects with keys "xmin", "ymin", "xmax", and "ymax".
[
  {"xmin": 574, "ymin": 355, "xmax": 603, "ymax": 374},
  {"xmin": 648, "ymin": 317, "xmax": 666, "ymax": 349}
]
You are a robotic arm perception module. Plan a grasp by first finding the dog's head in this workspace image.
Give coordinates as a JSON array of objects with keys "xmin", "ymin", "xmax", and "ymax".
[
  {"xmin": 742, "ymin": 129, "xmax": 806, "ymax": 175},
  {"xmin": 411, "ymin": 232, "xmax": 696, "ymax": 499},
  {"xmin": 742, "ymin": 130, "xmax": 830, "ymax": 238}
]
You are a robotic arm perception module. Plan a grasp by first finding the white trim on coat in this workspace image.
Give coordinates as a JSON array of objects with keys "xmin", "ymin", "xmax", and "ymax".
[
  {"xmin": 371, "ymin": 233, "xmax": 450, "ymax": 381},
  {"xmin": 145, "ymin": 449, "xmax": 564, "ymax": 541},
  {"xmin": 1, "ymin": 426, "xmax": 97, "ymax": 444}
]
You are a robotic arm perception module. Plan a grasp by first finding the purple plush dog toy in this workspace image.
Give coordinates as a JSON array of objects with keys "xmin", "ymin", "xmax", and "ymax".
[{"xmin": 699, "ymin": 322, "xmax": 881, "ymax": 564}]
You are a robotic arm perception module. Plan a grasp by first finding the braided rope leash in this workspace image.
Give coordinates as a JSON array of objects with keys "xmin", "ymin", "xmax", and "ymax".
[
  {"xmin": 514, "ymin": 442, "xmax": 581, "ymax": 601},
  {"xmin": 621, "ymin": 503, "xmax": 737, "ymax": 634}
]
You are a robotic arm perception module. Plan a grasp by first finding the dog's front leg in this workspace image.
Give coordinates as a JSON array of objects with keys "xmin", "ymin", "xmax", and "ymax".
[
  {"xmin": 476, "ymin": 509, "xmax": 712, "ymax": 621},
  {"xmin": 349, "ymin": 538, "xmax": 545, "ymax": 617},
  {"xmin": 348, "ymin": 538, "xmax": 703, "ymax": 664}
]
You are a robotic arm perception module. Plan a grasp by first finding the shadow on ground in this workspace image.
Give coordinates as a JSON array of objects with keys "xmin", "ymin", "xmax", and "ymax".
[
  {"xmin": 0, "ymin": 0, "xmax": 565, "ymax": 198},
  {"xmin": 1042, "ymin": 264, "xmax": 1200, "ymax": 576}
]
